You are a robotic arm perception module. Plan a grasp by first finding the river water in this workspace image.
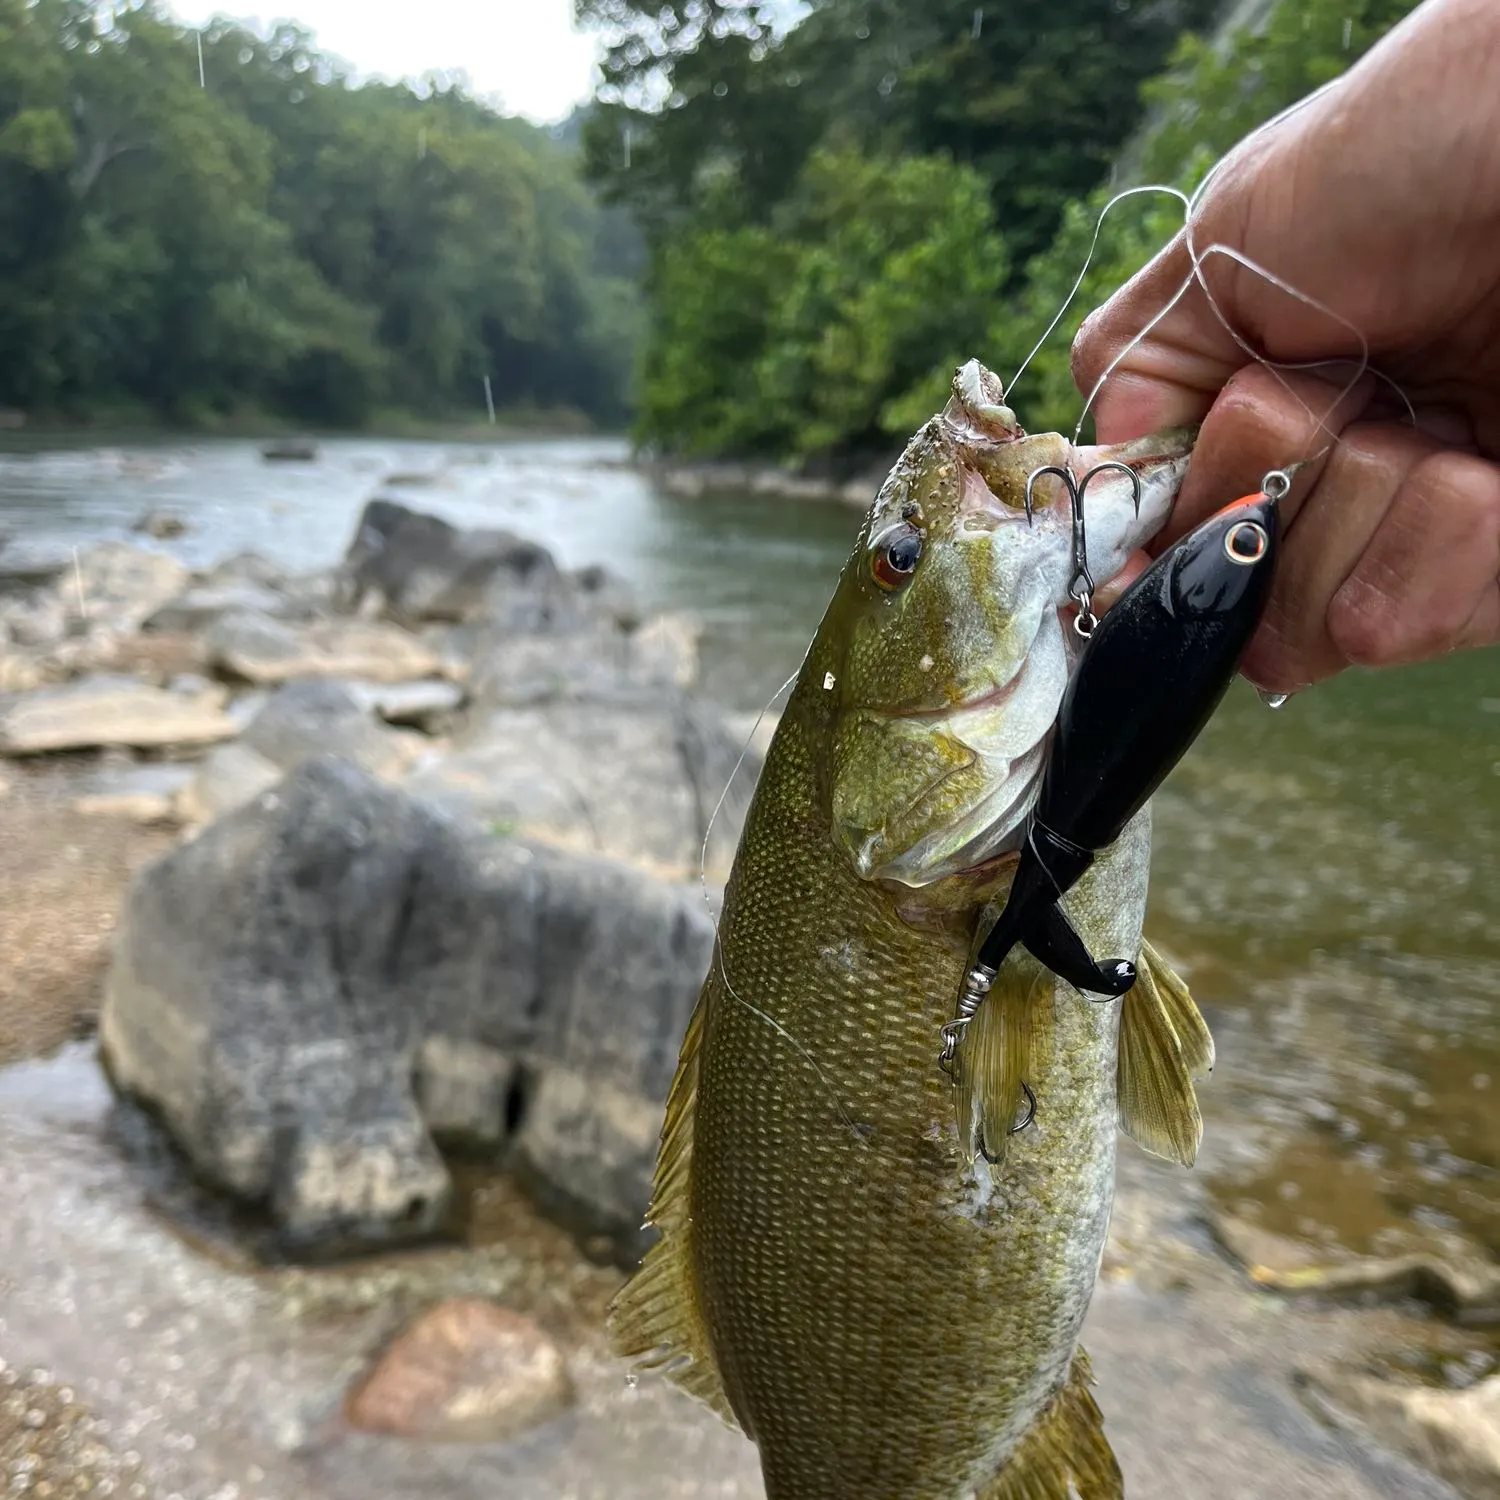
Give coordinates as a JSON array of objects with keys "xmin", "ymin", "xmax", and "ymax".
[{"xmin": 2, "ymin": 433, "xmax": 1496, "ymax": 1270}]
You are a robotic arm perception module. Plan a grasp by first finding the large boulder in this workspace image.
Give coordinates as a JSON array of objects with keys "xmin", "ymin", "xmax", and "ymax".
[
  {"xmin": 101, "ymin": 759, "xmax": 716, "ymax": 1257},
  {"xmin": 238, "ymin": 678, "xmax": 426, "ymax": 782},
  {"xmin": 337, "ymin": 498, "xmax": 636, "ymax": 631},
  {"xmin": 407, "ymin": 697, "xmax": 756, "ymax": 882},
  {"xmin": 0, "ymin": 674, "xmax": 238, "ymax": 755}
]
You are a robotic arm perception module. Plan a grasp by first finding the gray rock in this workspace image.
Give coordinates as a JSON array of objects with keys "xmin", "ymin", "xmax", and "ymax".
[
  {"xmin": 133, "ymin": 508, "xmax": 187, "ymax": 539},
  {"xmin": 204, "ymin": 611, "xmax": 441, "ymax": 685},
  {"xmin": 175, "ymin": 741, "xmax": 284, "ymax": 825},
  {"xmin": 102, "ymin": 761, "xmax": 464, "ymax": 1253},
  {"xmin": 337, "ymin": 497, "xmax": 636, "ymax": 632},
  {"xmin": 239, "ymin": 679, "xmax": 423, "ymax": 781},
  {"xmin": 1299, "ymin": 1368, "xmax": 1500, "ymax": 1498},
  {"xmin": 465, "ymin": 613, "xmax": 700, "ymax": 710},
  {"xmin": 342, "ymin": 677, "xmax": 465, "ymax": 729},
  {"xmin": 2, "ymin": 590, "xmax": 72, "ymax": 648},
  {"xmin": 262, "ymin": 438, "xmax": 318, "ymax": 462},
  {"xmin": 198, "ymin": 550, "xmax": 288, "ymax": 589},
  {"xmin": 73, "ymin": 762, "xmax": 194, "ymax": 823},
  {"xmin": 145, "ymin": 583, "xmax": 315, "ymax": 634},
  {"xmin": 409, "ymin": 697, "xmax": 756, "ymax": 882},
  {"xmin": 0, "ymin": 674, "xmax": 237, "ymax": 756},
  {"xmin": 101, "ymin": 760, "xmax": 716, "ymax": 1255}
]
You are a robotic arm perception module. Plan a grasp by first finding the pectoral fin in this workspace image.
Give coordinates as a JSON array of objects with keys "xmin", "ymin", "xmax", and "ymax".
[
  {"xmin": 606, "ymin": 991, "xmax": 737, "ymax": 1426},
  {"xmin": 1116, "ymin": 941, "xmax": 1213, "ymax": 1168},
  {"xmin": 978, "ymin": 1348, "xmax": 1123, "ymax": 1500}
]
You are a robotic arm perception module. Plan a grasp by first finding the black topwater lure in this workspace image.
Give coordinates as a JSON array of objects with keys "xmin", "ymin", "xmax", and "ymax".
[{"xmin": 940, "ymin": 470, "xmax": 1287, "ymax": 1077}]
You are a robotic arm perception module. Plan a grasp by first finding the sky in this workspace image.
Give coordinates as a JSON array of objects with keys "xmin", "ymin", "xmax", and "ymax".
[{"xmin": 165, "ymin": 0, "xmax": 604, "ymax": 124}]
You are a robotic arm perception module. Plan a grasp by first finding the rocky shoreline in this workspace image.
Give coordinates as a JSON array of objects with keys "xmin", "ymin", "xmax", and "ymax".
[{"xmin": 0, "ymin": 501, "xmax": 1494, "ymax": 1498}]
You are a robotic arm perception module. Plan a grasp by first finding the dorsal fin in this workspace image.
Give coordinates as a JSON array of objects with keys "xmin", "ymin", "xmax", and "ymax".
[
  {"xmin": 954, "ymin": 956, "xmax": 1045, "ymax": 1167},
  {"xmin": 1116, "ymin": 940, "xmax": 1213, "ymax": 1167},
  {"xmin": 605, "ymin": 991, "xmax": 737, "ymax": 1425},
  {"xmin": 979, "ymin": 1348, "xmax": 1123, "ymax": 1499}
]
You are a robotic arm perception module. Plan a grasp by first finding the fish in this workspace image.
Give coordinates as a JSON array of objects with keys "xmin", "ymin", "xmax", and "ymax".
[{"xmin": 609, "ymin": 360, "xmax": 1216, "ymax": 1499}]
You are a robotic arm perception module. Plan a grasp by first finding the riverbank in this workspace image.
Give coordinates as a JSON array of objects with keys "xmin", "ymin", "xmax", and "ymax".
[{"xmin": 637, "ymin": 453, "xmax": 897, "ymax": 509}]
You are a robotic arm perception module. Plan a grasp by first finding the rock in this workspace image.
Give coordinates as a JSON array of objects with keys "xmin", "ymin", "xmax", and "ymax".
[
  {"xmin": 416, "ymin": 1037, "xmax": 516, "ymax": 1150},
  {"xmin": 343, "ymin": 678, "xmax": 465, "ymax": 730},
  {"xmin": 102, "ymin": 759, "xmax": 716, "ymax": 1253},
  {"xmin": 239, "ymin": 679, "xmax": 425, "ymax": 782},
  {"xmin": 145, "ymin": 583, "xmax": 314, "ymax": 634},
  {"xmin": 0, "ymin": 675, "xmax": 238, "ymax": 756},
  {"xmin": 1210, "ymin": 1212, "xmax": 1500, "ymax": 1320},
  {"xmin": 175, "ymin": 741, "xmax": 284, "ymax": 825},
  {"xmin": 205, "ymin": 611, "xmax": 441, "ymax": 685},
  {"xmin": 409, "ymin": 698, "xmax": 756, "ymax": 881},
  {"xmin": 0, "ymin": 538, "xmax": 73, "ymax": 590},
  {"xmin": 339, "ymin": 499, "xmax": 567, "ymax": 627},
  {"xmin": 346, "ymin": 1300, "xmax": 573, "ymax": 1443},
  {"xmin": 1299, "ymin": 1368, "xmax": 1500, "ymax": 1498},
  {"xmin": 465, "ymin": 614, "xmax": 700, "ymax": 711},
  {"xmin": 2, "ymin": 591, "xmax": 70, "ymax": 648},
  {"xmin": 102, "ymin": 762, "xmax": 461, "ymax": 1253},
  {"xmin": 0, "ymin": 649, "xmax": 46, "ymax": 693},
  {"xmin": 72, "ymin": 763, "xmax": 194, "ymax": 824},
  {"xmin": 199, "ymin": 550, "xmax": 288, "ymax": 589},
  {"xmin": 133, "ymin": 508, "xmax": 187, "ymax": 539},
  {"xmin": 72, "ymin": 541, "xmax": 191, "ymax": 632},
  {"xmin": 262, "ymin": 438, "xmax": 318, "ymax": 462}
]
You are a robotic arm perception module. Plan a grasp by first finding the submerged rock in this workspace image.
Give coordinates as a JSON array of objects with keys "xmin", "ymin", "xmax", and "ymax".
[
  {"xmin": 345, "ymin": 1300, "xmax": 574, "ymax": 1443},
  {"xmin": 1300, "ymin": 1367, "xmax": 1500, "ymax": 1498},
  {"xmin": 133, "ymin": 508, "xmax": 188, "ymax": 539},
  {"xmin": 1211, "ymin": 1212, "xmax": 1500, "ymax": 1320},
  {"xmin": 0, "ymin": 674, "xmax": 237, "ymax": 755}
]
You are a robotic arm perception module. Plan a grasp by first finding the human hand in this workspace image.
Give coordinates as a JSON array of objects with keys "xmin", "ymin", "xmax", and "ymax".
[{"xmin": 1071, "ymin": 0, "xmax": 1500, "ymax": 692}]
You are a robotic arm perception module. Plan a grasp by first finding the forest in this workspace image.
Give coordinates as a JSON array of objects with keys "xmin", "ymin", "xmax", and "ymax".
[
  {"xmin": 0, "ymin": 0, "xmax": 640, "ymax": 427},
  {"xmin": 579, "ymin": 0, "xmax": 1421, "ymax": 460},
  {"xmin": 0, "ymin": 0, "xmax": 1420, "ymax": 438}
]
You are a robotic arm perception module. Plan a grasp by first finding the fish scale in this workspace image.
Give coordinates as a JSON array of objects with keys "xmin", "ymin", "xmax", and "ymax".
[{"xmin": 610, "ymin": 362, "xmax": 1215, "ymax": 1499}]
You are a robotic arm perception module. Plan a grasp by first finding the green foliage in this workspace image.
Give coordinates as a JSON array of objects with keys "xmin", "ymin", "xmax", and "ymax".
[
  {"xmin": 0, "ymin": 0, "xmax": 639, "ymax": 426},
  {"xmin": 581, "ymin": 0, "xmax": 1421, "ymax": 460},
  {"xmin": 1001, "ymin": 0, "xmax": 1423, "ymax": 440}
]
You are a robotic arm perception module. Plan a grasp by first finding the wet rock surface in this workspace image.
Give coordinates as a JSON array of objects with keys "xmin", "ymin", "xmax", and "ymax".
[{"xmin": 345, "ymin": 1300, "xmax": 574, "ymax": 1443}]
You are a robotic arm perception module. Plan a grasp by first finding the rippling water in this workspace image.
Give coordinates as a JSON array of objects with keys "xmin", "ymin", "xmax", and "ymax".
[{"xmin": 2, "ymin": 434, "xmax": 1495, "ymax": 1264}]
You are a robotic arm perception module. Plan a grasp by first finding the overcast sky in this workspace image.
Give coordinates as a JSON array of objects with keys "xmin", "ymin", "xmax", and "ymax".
[{"xmin": 166, "ymin": 0, "xmax": 603, "ymax": 123}]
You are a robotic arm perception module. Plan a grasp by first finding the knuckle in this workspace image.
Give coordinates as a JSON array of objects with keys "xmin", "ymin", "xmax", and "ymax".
[{"xmin": 1327, "ymin": 575, "xmax": 1407, "ymax": 666}]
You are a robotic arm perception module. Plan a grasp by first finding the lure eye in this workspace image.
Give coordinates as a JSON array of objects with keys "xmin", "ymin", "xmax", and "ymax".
[
  {"xmin": 1224, "ymin": 520, "xmax": 1268, "ymax": 566},
  {"xmin": 871, "ymin": 522, "xmax": 924, "ymax": 589}
]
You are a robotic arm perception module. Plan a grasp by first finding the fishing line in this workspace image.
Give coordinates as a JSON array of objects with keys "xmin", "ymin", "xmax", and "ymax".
[{"xmin": 696, "ymin": 664, "xmax": 877, "ymax": 1145}]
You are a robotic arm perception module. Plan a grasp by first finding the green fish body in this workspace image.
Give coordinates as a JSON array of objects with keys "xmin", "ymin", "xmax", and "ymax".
[{"xmin": 611, "ymin": 364, "xmax": 1214, "ymax": 1499}]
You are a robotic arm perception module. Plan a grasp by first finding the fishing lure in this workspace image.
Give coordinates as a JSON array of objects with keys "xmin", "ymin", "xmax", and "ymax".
[{"xmin": 940, "ymin": 468, "xmax": 1288, "ymax": 1077}]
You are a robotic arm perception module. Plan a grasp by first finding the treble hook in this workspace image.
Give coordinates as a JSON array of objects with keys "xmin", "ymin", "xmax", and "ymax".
[{"xmin": 1023, "ymin": 461, "xmax": 1143, "ymax": 639}]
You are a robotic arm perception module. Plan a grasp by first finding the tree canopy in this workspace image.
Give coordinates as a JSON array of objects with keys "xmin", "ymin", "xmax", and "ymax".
[
  {"xmin": 0, "ymin": 0, "xmax": 639, "ymax": 427},
  {"xmin": 579, "ymin": 0, "xmax": 1422, "ymax": 460}
]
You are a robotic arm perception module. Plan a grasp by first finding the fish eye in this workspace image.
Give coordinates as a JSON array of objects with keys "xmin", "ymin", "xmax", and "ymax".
[
  {"xmin": 1224, "ymin": 521, "xmax": 1268, "ymax": 566},
  {"xmin": 871, "ymin": 522, "xmax": 924, "ymax": 590}
]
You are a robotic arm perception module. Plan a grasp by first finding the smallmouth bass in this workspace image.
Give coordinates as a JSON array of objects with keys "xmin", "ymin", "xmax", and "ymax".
[{"xmin": 611, "ymin": 362, "xmax": 1215, "ymax": 1499}]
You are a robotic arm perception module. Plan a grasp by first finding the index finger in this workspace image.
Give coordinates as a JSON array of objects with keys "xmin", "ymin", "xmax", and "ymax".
[{"xmin": 1071, "ymin": 229, "xmax": 1249, "ymax": 446}]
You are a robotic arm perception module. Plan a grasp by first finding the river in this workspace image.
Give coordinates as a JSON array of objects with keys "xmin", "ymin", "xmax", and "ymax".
[{"xmin": 2, "ymin": 431, "xmax": 1496, "ymax": 1273}]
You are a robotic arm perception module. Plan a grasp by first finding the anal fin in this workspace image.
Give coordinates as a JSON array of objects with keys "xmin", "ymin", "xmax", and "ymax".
[
  {"xmin": 606, "ymin": 991, "xmax": 737, "ymax": 1426},
  {"xmin": 979, "ymin": 1348, "xmax": 1123, "ymax": 1500},
  {"xmin": 1116, "ymin": 940, "xmax": 1214, "ymax": 1168}
]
